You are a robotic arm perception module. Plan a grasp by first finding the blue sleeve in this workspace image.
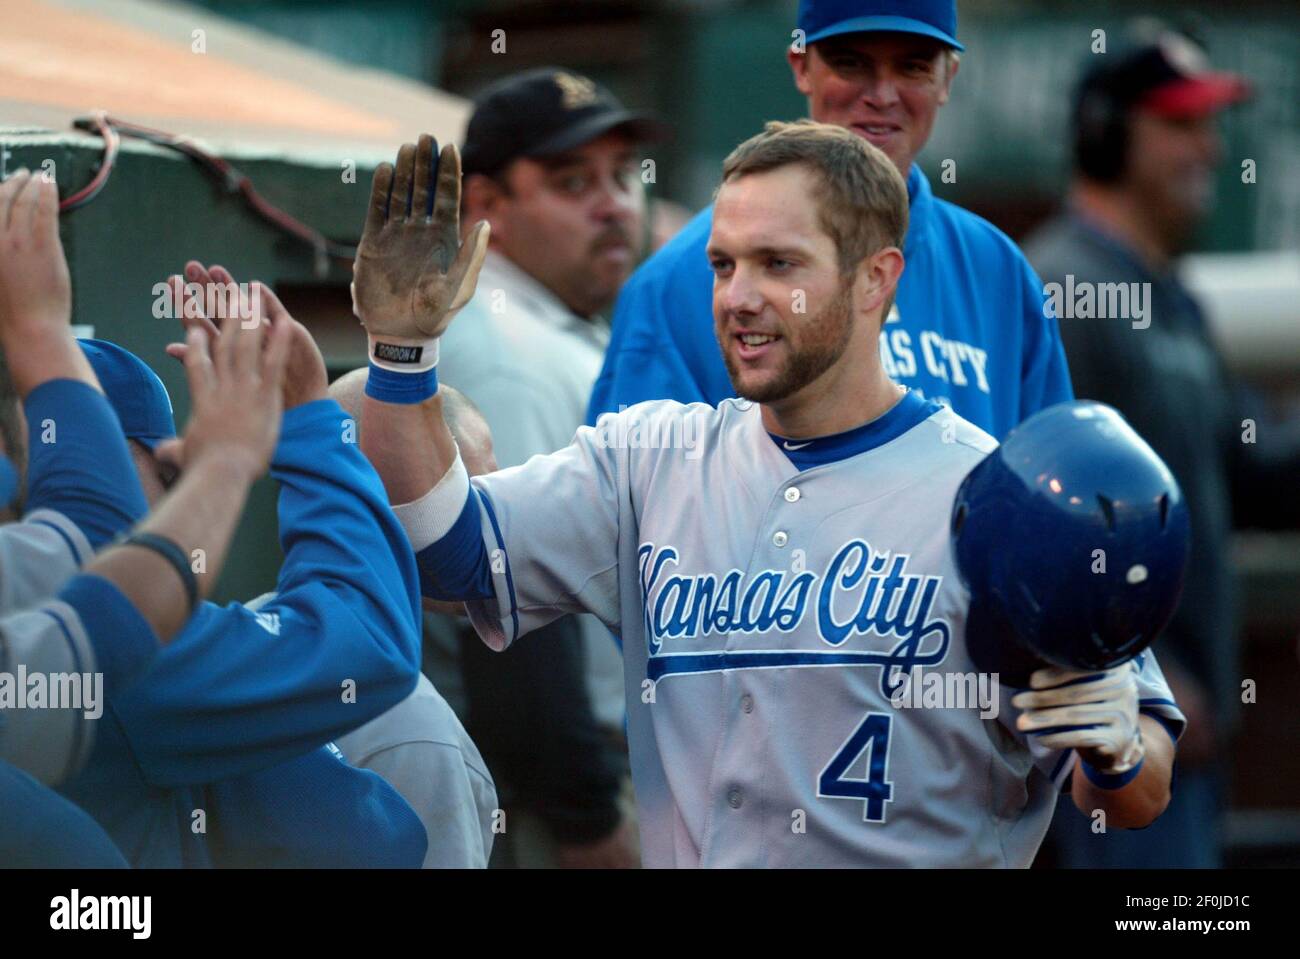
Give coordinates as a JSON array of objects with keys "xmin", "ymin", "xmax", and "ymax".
[
  {"xmin": 57, "ymin": 573, "xmax": 159, "ymax": 695},
  {"xmin": 586, "ymin": 207, "xmax": 731, "ymax": 423},
  {"xmin": 108, "ymin": 399, "xmax": 421, "ymax": 786},
  {"xmin": 22, "ymin": 380, "xmax": 147, "ymax": 548},
  {"xmin": 205, "ymin": 746, "xmax": 426, "ymax": 868},
  {"xmin": 416, "ymin": 487, "xmax": 494, "ymax": 601},
  {"xmin": 1016, "ymin": 259, "xmax": 1075, "ymax": 420},
  {"xmin": 0, "ymin": 760, "xmax": 128, "ymax": 868}
]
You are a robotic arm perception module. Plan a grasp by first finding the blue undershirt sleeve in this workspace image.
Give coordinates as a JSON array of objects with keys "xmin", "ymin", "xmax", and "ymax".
[{"xmin": 22, "ymin": 380, "xmax": 148, "ymax": 549}]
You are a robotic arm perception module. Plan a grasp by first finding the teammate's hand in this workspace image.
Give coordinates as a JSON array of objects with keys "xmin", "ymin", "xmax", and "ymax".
[
  {"xmin": 350, "ymin": 134, "xmax": 490, "ymax": 340},
  {"xmin": 156, "ymin": 300, "xmax": 292, "ymax": 482},
  {"xmin": 0, "ymin": 171, "xmax": 71, "ymax": 338},
  {"xmin": 163, "ymin": 263, "xmax": 328, "ymax": 410},
  {"xmin": 1011, "ymin": 663, "xmax": 1144, "ymax": 775},
  {"xmin": 554, "ymin": 816, "xmax": 640, "ymax": 870}
]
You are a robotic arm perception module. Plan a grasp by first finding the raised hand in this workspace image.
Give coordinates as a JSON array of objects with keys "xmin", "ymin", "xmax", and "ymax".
[
  {"xmin": 351, "ymin": 134, "xmax": 490, "ymax": 341},
  {"xmin": 163, "ymin": 262, "xmax": 328, "ymax": 410},
  {"xmin": 156, "ymin": 300, "xmax": 292, "ymax": 483},
  {"xmin": 0, "ymin": 171, "xmax": 100, "ymax": 396},
  {"xmin": 0, "ymin": 171, "xmax": 71, "ymax": 337}
]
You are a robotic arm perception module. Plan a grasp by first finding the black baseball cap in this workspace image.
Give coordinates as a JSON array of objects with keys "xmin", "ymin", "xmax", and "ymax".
[
  {"xmin": 1077, "ymin": 28, "xmax": 1250, "ymax": 120},
  {"xmin": 461, "ymin": 67, "xmax": 667, "ymax": 177}
]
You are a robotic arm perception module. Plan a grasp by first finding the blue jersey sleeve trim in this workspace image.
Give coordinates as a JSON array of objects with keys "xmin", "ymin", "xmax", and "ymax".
[
  {"xmin": 1140, "ymin": 706, "xmax": 1182, "ymax": 745},
  {"xmin": 476, "ymin": 489, "xmax": 519, "ymax": 645},
  {"xmin": 415, "ymin": 487, "xmax": 495, "ymax": 601},
  {"xmin": 28, "ymin": 518, "xmax": 81, "ymax": 568},
  {"xmin": 1049, "ymin": 749, "xmax": 1073, "ymax": 787},
  {"xmin": 36, "ymin": 606, "xmax": 87, "ymax": 781}
]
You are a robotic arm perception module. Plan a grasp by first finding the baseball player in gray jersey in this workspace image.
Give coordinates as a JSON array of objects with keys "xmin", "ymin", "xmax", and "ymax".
[{"xmin": 352, "ymin": 123, "xmax": 1182, "ymax": 867}]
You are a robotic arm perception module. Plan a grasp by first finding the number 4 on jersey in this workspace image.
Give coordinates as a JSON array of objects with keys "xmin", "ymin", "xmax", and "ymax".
[{"xmin": 817, "ymin": 713, "xmax": 894, "ymax": 823}]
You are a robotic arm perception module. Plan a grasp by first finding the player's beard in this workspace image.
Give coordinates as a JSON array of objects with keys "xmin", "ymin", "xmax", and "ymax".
[{"xmin": 722, "ymin": 279, "xmax": 856, "ymax": 405}]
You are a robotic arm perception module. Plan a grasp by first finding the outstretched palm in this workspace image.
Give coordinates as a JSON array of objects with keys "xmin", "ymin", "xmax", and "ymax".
[{"xmin": 352, "ymin": 134, "xmax": 490, "ymax": 340}]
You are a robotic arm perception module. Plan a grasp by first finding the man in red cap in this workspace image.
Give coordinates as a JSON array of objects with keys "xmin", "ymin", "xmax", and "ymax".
[{"xmin": 1026, "ymin": 22, "xmax": 1300, "ymax": 869}]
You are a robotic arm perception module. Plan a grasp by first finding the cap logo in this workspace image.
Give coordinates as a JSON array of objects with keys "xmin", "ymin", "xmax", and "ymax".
[
  {"xmin": 1159, "ymin": 33, "xmax": 1208, "ymax": 75},
  {"xmin": 554, "ymin": 72, "xmax": 598, "ymax": 110}
]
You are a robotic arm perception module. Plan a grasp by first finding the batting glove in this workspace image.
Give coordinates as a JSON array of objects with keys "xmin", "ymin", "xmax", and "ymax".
[
  {"xmin": 352, "ymin": 136, "xmax": 490, "ymax": 363},
  {"xmin": 1011, "ymin": 663, "xmax": 1144, "ymax": 776}
]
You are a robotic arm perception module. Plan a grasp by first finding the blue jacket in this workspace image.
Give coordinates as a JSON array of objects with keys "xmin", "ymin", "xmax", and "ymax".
[
  {"xmin": 0, "ymin": 760, "xmax": 128, "ymax": 867},
  {"xmin": 587, "ymin": 165, "xmax": 1073, "ymax": 440},
  {"xmin": 204, "ymin": 744, "xmax": 427, "ymax": 868},
  {"xmin": 58, "ymin": 399, "xmax": 423, "ymax": 867}
]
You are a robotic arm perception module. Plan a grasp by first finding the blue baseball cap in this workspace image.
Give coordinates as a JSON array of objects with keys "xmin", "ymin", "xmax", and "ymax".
[
  {"xmin": 0, "ymin": 454, "xmax": 16, "ymax": 508},
  {"xmin": 798, "ymin": 0, "xmax": 964, "ymax": 52},
  {"xmin": 77, "ymin": 339, "xmax": 176, "ymax": 450}
]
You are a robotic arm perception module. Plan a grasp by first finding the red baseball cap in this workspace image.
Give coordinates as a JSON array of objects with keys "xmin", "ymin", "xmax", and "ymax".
[{"xmin": 1133, "ymin": 32, "xmax": 1251, "ymax": 118}]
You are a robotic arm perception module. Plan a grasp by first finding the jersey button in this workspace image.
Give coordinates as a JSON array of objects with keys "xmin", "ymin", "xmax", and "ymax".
[
  {"xmin": 784, "ymin": 487, "xmax": 800, "ymax": 503},
  {"xmin": 741, "ymin": 694, "xmax": 754, "ymax": 713},
  {"xmin": 772, "ymin": 531, "xmax": 788, "ymax": 547},
  {"xmin": 728, "ymin": 788, "xmax": 743, "ymax": 809}
]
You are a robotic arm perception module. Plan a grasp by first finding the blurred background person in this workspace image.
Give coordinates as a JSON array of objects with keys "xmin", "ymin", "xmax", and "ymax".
[
  {"xmin": 426, "ymin": 68, "xmax": 664, "ymax": 868},
  {"xmin": 1024, "ymin": 21, "xmax": 1300, "ymax": 869}
]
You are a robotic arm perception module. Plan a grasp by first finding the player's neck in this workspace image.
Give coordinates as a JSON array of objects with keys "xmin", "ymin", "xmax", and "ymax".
[
  {"xmin": 760, "ymin": 360, "xmax": 901, "ymax": 440},
  {"xmin": 1070, "ymin": 180, "xmax": 1174, "ymax": 270}
]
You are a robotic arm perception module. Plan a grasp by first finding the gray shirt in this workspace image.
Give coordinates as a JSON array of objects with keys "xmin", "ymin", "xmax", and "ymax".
[
  {"xmin": 0, "ymin": 509, "xmax": 100, "ymax": 784},
  {"xmin": 334, "ymin": 675, "xmax": 498, "ymax": 868}
]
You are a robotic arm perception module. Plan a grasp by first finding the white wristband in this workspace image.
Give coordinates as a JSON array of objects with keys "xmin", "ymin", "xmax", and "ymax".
[
  {"xmin": 368, "ymin": 335, "xmax": 440, "ymax": 374},
  {"xmin": 392, "ymin": 452, "xmax": 469, "ymax": 552}
]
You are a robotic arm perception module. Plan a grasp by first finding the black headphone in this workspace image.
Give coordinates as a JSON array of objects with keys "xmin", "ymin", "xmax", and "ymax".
[{"xmin": 1073, "ymin": 81, "xmax": 1129, "ymax": 182}]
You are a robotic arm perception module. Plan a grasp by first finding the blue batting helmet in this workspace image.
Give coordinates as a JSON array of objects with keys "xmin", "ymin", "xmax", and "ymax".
[{"xmin": 951, "ymin": 401, "xmax": 1190, "ymax": 686}]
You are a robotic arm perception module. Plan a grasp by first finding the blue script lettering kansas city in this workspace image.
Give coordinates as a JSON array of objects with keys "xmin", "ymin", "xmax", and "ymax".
[{"xmin": 639, "ymin": 541, "xmax": 951, "ymax": 694}]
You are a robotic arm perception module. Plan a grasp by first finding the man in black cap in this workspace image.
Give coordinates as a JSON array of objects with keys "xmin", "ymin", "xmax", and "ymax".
[
  {"xmin": 1025, "ymin": 22, "xmax": 1300, "ymax": 868},
  {"xmin": 427, "ymin": 68, "xmax": 665, "ymax": 868}
]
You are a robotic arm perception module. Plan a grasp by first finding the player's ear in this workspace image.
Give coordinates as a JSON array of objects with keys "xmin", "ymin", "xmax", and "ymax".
[
  {"xmin": 938, "ymin": 51, "xmax": 959, "ymax": 104},
  {"xmin": 461, "ymin": 172, "xmax": 506, "ymax": 241},
  {"xmin": 857, "ymin": 246, "xmax": 904, "ymax": 317},
  {"xmin": 787, "ymin": 46, "xmax": 813, "ymax": 97}
]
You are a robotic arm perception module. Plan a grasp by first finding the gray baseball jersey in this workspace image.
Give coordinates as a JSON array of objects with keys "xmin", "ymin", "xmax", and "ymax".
[
  {"xmin": 458, "ymin": 396, "xmax": 1185, "ymax": 867},
  {"xmin": 0, "ymin": 509, "xmax": 98, "ymax": 784},
  {"xmin": 0, "ymin": 509, "xmax": 90, "ymax": 612}
]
